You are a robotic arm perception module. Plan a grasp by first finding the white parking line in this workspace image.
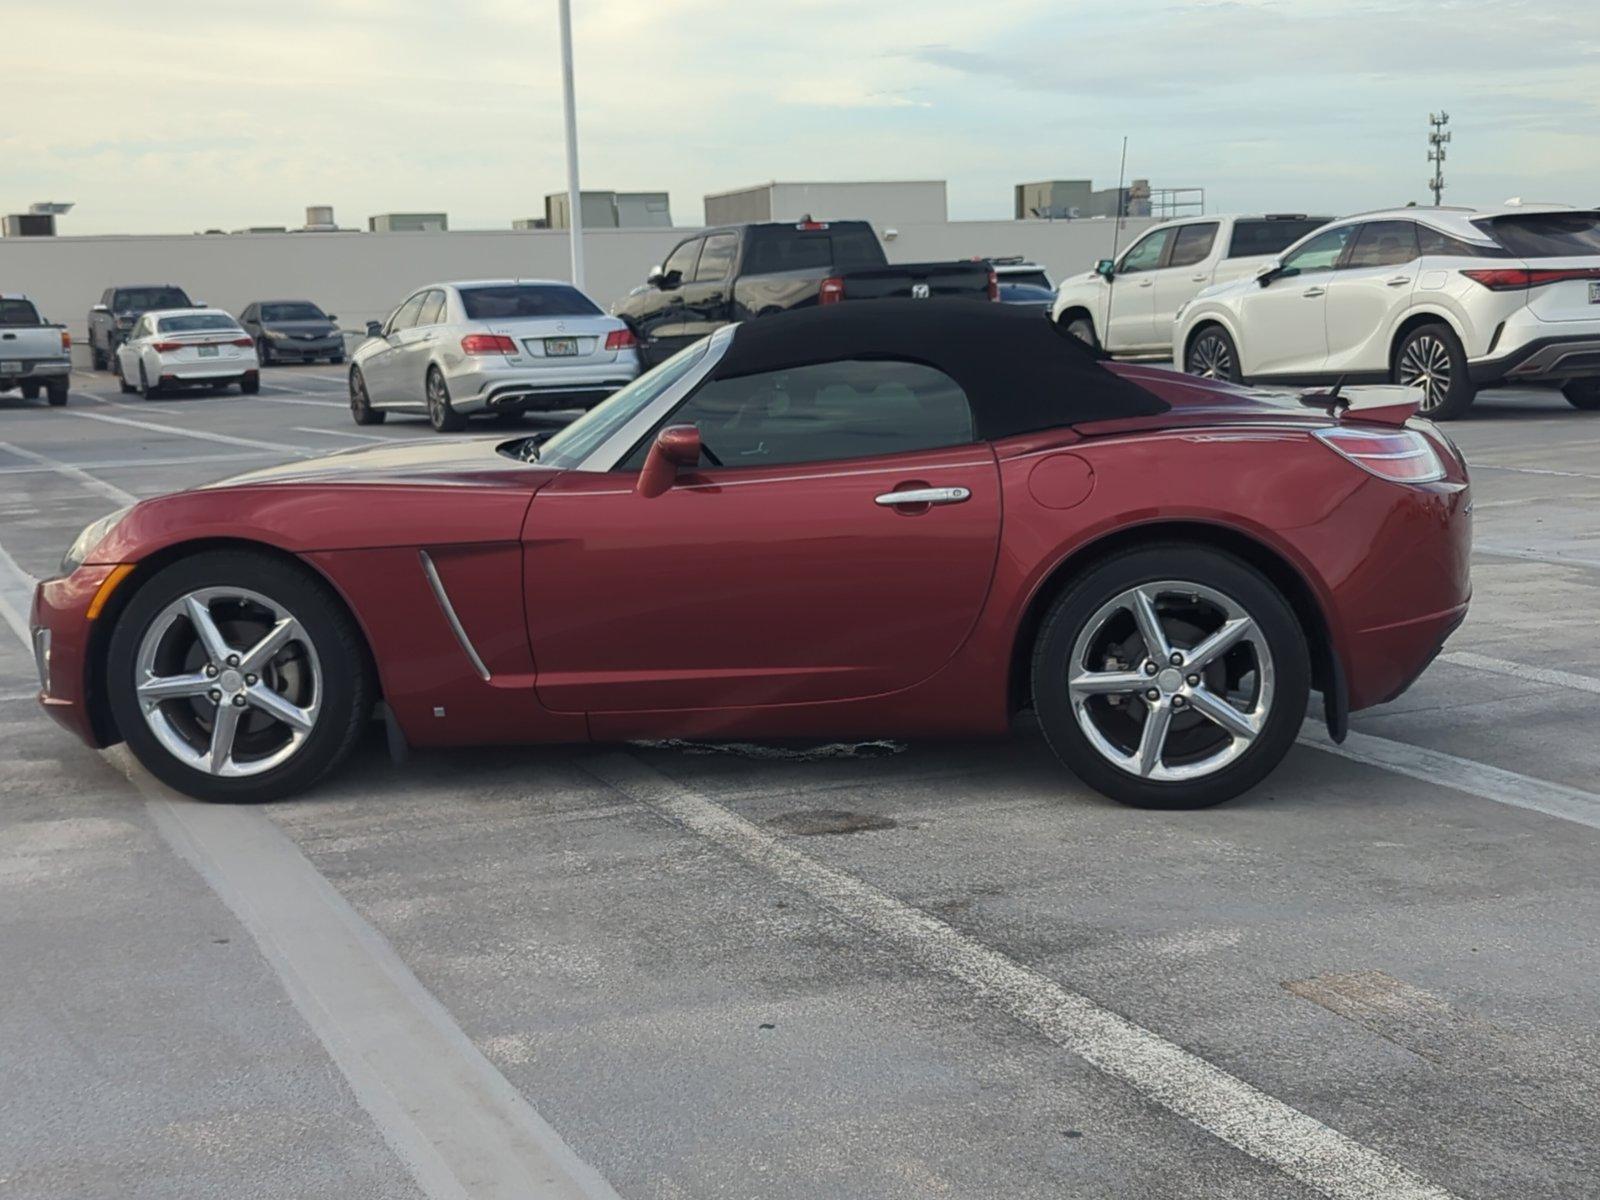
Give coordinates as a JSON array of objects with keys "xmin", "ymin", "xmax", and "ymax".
[
  {"xmin": 64, "ymin": 410, "xmax": 316, "ymax": 456},
  {"xmin": 0, "ymin": 441, "xmax": 136, "ymax": 506},
  {"xmin": 1470, "ymin": 463, "xmax": 1600, "ymax": 481},
  {"xmin": 249, "ymin": 394, "xmax": 346, "ymax": 408},
  {"xmin": 1475, "ymin": 543, "xmax": 1600, "ymax": 571},
  {"xmin": 0, "ymin": 451, "xmax": 274, "ymax": 477},
  {"xmin": 291, "ymin": 425, "xmax": 388, "ymax": 442},
  {"xmin": 0, "ymin": 540, "xmax": 32, "ymax": 644},
  {"xmin": 583, "ymin": 752, "xmax": 1460, "ymax": 1200},
  {"xmin": 1300, "ymin": 722, "xmax": 1600, "ymax": 832},
  {"xmin": 1440, "ymin": 651, "xmax": 1600, "ymax": 696}
]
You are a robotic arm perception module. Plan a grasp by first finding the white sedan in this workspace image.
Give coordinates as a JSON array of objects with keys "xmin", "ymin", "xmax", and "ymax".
[{"xmin": 114, "ymin": 308, "xmax": 261, "ymax": 398}]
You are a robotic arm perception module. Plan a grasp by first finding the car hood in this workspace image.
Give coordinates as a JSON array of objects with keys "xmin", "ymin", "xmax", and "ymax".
[{"xmin": 204, "ymin": 435, "xmax": 550, "ymax": 489}]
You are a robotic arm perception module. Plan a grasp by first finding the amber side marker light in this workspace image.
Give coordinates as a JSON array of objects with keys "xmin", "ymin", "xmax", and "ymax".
[{"xmin": 86, "ymin": 564, "xmax": 136, "ymax": 620}]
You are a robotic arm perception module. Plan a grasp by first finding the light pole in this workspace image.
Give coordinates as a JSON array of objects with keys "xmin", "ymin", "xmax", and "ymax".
[{"xmin": 557, "ymin": 0, "xmax": 585, "ymax": 289}]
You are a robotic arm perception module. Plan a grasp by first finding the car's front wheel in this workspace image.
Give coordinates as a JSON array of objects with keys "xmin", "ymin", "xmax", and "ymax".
[
  {"xmin": 1031, "ymin": 545, "xmax": 1309, "ymax": 809},
  {"xmin": 1394, "ymin": 323, "xmax": 1475, "ymax": 420},
  {"xmin": 105, "ymin": 551, "xmax": 372, "ymax": 803},
  {"xmin": 1561, "ymin": 379, "xmax": 1600, "ymax": 410},
  {"xmin": 1061, "ymin": 314, "xmax": 1099, "ymax": 350},
  {"xmin": 1184, "ymin": 325, "xmax": 1242, "ymax": 383}
]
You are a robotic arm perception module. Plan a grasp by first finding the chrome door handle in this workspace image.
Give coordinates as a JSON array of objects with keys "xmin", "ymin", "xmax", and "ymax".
[
  {"xmin": 1386, "ymin": 276, "xmax": 1413, "ymax": 287},
  {"xmin": 1302, "ymin": 286, "xmax": 1326, "ymax": 298},
  {"xmin": 1190, "ymin": 274, "xmax": 1208, "ymax": 282},
  {"xmin": 874, "ymin": 486, "xmax": 970, "ymax": 507},
  {"xmin": 1138, "ymin": 280, "xmax": 1154, "ymax": 288}
]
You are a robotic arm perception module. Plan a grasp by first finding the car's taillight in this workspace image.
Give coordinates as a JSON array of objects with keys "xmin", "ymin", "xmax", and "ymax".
[
  {"xmin": 1313, "ymin": 427, "xmax": 1445, "ymax": 484},
  {"xmin": 819, "ymin": 276, "xmax": 845, "ymax": 305},
  {"xmin": 604, "ymin": 327, "xmax": 637, "ymax": 350},
  {"xmin": 1462, "ymin": 266, "xmax": 1600, "ymax": 290},
  {"xmin": 461, "ymin": 333, "xmax": 517, "ymax": 354},
  {"xmin": 152, "ymin": 341, "xmax": 183, "ymax": 352},
  {"xmin": 987, "ymin": 268, "xmax": 999, "ymax": 302},
  {"xmin": 60, "ymin": 330, "xmax": 71, "ymax": 351},
  {"xmin": 231, "ymin": 337, "xmax": 254, "ymax": 347}
]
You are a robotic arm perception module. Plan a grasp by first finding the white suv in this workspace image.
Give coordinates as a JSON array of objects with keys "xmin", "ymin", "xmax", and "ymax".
[
  {"xmin": 1050, "ymin": 214, "xmax": 1330, "ymax": 358},
  {"xmin": 1174, "ymin": 204, "xmax": 1600, "ymax": 419}
]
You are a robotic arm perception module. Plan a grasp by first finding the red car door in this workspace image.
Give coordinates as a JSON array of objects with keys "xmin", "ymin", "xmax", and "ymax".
[{"xmin": 522, "ymin": 358, "xmax": 1002, "ymax": 714}]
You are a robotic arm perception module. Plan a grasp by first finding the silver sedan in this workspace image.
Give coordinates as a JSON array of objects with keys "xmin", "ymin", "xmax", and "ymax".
[{"xmin": 349, "ymin": 279, "xmax": 641, "ymax": 431}]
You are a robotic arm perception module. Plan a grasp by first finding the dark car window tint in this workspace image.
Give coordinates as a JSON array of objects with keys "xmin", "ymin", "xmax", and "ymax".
[
  {"xmin": 113, "ymin": 287, "xmax": 190, "ymax": 311},
  {"xmin": 694, "ymin": 233, "xmax": 737, "ymax": 281},
  {"xmin": 1345, "ymin": 221, "xmax": 1420, "ymax": 269},
  {"xmin": 1117, "ymin": 229, "xmax": 1173, "ymax": 275},
  {"xmin": 459, "ymin": 284, "xmax": 600, "ymax": 320},
  {"xmin": 1281, "ymin": 226, "xmax": 1356, "ymax": 274},
  {"xmin": 0, "ymin": 299, "xmax": 42, "ymax": 326},
  {"xmin": 1167, "ymin": 223, "xmax": 1219, "ymax": 269},
  {"xmin": 1226, "ymin": 218, "xmax": 1330, "ymax": 258},
  {"xmin": 388, "ymin": 293, "xmax": 428, "ymax": 333},
  {"xmin": 417, "ymin": 290, "xmax": 446, "ymax": 326},
  {"xmin": 664, "ymin": 239, "xmax": 702, "ymax": 280},
  {"xmin": 1477, "ymin": 213, "xmax": 1600, "ymax": 257},
  {"xmin": 1417, "ymin": 226, "xmax": 1507, "ymax": 258},
  {"xmin": 157, "ymin": 314, "xmax": 241, "ymax": 333},
  {"xmin": 629, "ymin": 359, "xmax": 975, "ymax": 470},
  {"xmin": 260, "ymin": 302, "xmax": 326, "ymax": 321},
  {"xmin": 997, "ymin": 268, "xmax": 1052, "ymax": 289}
]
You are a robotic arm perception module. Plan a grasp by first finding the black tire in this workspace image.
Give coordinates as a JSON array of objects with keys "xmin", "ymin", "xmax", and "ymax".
[
  {"xmin": 138, "ymin": 362, "xmax": 159, "ymax": 399},
  {"xmin": 240, "ymin": 373, "xmax": 260, "ymax": 395},
  {"xmin": 1031, "ymin": 544, "xmax": 1310, "ymax": 810},
  {"xmin": 90, "ymin": 343, "xmax": 107, "ymax": 371},
  {"xmin": 45, "ymin": 380, "xmax": 68, "ymax": 407},
  {"xmin": 1184, "ymin": 324, "xmax": 1243, "ymax": 383},
  {"xmin": 426, "ymin": 367, "xmax": 466, "ymax": 432},
  {"xmin": 105, "ymin": 550, "xmax": 373, "ymax": 803},
  {"xmin": 1062, "ymin": 314, "xmax": 1100, "ymax": 350},
  {"xmin": 1394, "ymin": 323, "xmax": 1474, "ymax": 420},
  {"xmin": 349, "ymin": 366, "xmax": 385, "ymax": 425},
  {"xmin": 20, "ymin": 381, "xmax": 40, "ymax": 400},
  {"xmin": 1561, "ymin": 379, "xmax": 1600, "ymax": 411},
  {"xmin": 113, "ymin": 353, "xmax": 135, "ymax": 394},
  {"xmin": 328, "ymin": 354, "xmax": 345, "ymax": 365},
  {"xmin": 257, "ymin": 338, "xmax": 273, "ymax": 366}
]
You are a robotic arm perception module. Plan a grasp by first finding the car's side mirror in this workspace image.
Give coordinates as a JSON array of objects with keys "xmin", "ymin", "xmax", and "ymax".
[
  {"xmin": 637, "ymin": 424, "xmax": 701, "ymax": 498},
  {"xmin": 365, "ymin": 319, "xmax": 384, "ymax": 337},
  {"xmin": 326, "ymin": 314, "xmax": 338, "ymax": 323},
  {"xmin": 92, "ymin": 303, "xmax": 109, "ymax": 314},
  {"xmin": 1094, "ymin": 259, "xmax": 1115, "ymax": 280},
  {"xmin": 646, "ymin": 265, "xmax": 665, "ymax": 287},
  {"xmin": 1256, "ymin": 260, "xmax": 1283, "ymax": 287}
]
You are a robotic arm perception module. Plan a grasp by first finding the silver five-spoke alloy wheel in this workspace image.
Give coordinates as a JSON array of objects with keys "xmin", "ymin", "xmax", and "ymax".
[
  {"xmin": 1067, "ymin": 580, "xmax": 1273, "ymax": 782},
  {"xmin": 1397, "ymin": 333, "xmax": 1451, "ymax": 412},
  {"xmin": 133, "ymin": 586, "xmax": 322, "ymax": 777}
]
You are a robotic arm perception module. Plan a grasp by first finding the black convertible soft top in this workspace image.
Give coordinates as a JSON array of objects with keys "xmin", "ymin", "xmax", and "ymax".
[{"xmin": 711, "ymin": 299, "xmax": 1169, "ymax": 439}]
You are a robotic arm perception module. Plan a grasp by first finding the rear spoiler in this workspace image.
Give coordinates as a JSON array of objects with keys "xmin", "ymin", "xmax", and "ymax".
[{"xmin": 1299, "ymin": 381, "xmax": 1419, "ymax": 427}]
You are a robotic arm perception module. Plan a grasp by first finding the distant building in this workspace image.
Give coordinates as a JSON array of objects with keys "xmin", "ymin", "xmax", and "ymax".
[
  {"xmin": 512, "ymin": 218, "xmax": 551, "ymax": 230},
  {"xmin": 703, "ymin": 181, "xmax": 947, "ymax": 231},
  {"xmin": 369, "ymin": 212, "xmax": 449, "ymax": 233},
  {"xmin": 2, "ymin": 213, "xmax": 56, "ymax": 237},
  {"xmin": 1015, "ymin": 179, "xmax": 1203, "ymax": 221},
  {"xmin": 543, "ymin": 191, "xmax": 672, "ymax": 230}
]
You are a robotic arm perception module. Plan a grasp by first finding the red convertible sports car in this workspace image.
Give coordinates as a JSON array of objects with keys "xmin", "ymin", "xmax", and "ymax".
[{"xmin": 31, "ymin": 302, "xmax": 1470, "ymax": 808}]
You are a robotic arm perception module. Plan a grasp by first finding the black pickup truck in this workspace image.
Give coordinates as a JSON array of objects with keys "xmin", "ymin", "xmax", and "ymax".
[{"xmin": 612, "ymin": 220, "xmax": 995, "ymax": 365}]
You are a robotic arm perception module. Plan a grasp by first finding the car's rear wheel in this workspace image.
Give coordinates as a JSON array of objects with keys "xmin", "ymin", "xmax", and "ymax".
[
  {"xmin": 427, "ymin": 366, "xmax": 466, "ymax": 432},
  {"xmin": 91, "ymin": 343, "xmax": 107, "ymax": 371},
  {"xmin": 113, "ymin": 352, "xmax": 135, "ymax": 394},
  {"xmin": 1184, "ymin": 325, "xmax": 1242, "ymax": 382},
  {"xmin": 1561, "ymin": 379, "xmax": 1600, "ymax": 410},
  {"xmin": 137, "ymin": 362, "xmax": 159, "ymax": 399},
  {"xmin": 1394, "ymin": 323, "xmax": 1474, "ymax": 420},
  {"xmin": 106, "ymin": 551, "xmax": 372, "ymax": 803},
  {"xmin": 240, "ymin": 372, "xmax": 261, "ymax": 395},
  {"xmin": 45, "ymin": 380, "xmax": 68, "ymax": 407},
  {"xmin": 349, "ymin": 366, "xmax": 385, "ymax": 425},
  {"xmin": 1031, "ymin": 545, "xmax": 1309, "ymax": 809}
]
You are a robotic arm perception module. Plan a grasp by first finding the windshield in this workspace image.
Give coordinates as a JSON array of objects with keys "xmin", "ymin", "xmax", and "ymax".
[
  {"xmin": 0, "ymin": 299, "xmax": 42, "ymax": 326},
  {"xmin": 1477, "ymin": 212, "xmax": 1600, "ymax": 257},
  {"xmin": 114, "ymin": 287, "xmax": 190, "ymax": 312},
  {"xmin": 531, "ymin": 341, "xmax": 710, "ymax": 469},
  {"xmin": 157, "ymin": 314, "xmax": 241, "ymax": 333},
  {"xmin": 261, "ymin": 302, "xmax": 327, "ymax": 322},
  {"xmin": 460, "ymin": 285, "xmax": 600, "ymax": 320}
]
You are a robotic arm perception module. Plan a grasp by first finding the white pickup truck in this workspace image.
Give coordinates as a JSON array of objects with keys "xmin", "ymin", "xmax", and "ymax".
[
  {"xmin": 0, "ymin": 293, "xmax": 71, "ymax": 406},
  {"xmin": 1050, "ymin": 214, "xmax": 1331, "ymax": 360}
]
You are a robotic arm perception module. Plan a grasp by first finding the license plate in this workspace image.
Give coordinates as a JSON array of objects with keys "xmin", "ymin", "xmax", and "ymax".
[
  {"xmin": 1590, "ymin": 281, "xmax": 1600, "ymax": 304},
  {"xmin": 544, "ymin": 337, "xmax": 578, "ymax": 356},
  {"xmin": 0, "ymin": 362, "xmax": 18, "ymax": 374},
  {"xmin": 199, "ymin": 345, "xmax": 219, "ymax": 357}
]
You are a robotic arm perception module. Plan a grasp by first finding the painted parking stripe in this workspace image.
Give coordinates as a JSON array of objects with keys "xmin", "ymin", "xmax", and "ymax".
[
  {"xmin": 0, "ymin": 451, "xmax": 274, "ymax": 477},
  {"xmin": 64, "ymin": 410, "xmax": 316, "ymax": 456},
  {"xmin": 1300, "ymin": 722, "xmax": 1600, "ymax": 832},
  {"xmin": 250, "ymin": 393, "xmax": 347, "ymax": 408},
  {"xmin": 0, "ymin": 545, "xmax": 622, "ymax": 1200},
  {"xmin": 1439, "ymin": 651, "xmax": 1600, "ymax": 697},
  {"xmin": 583, "ymin": 752, "xmax": 1460, "ymax": 1200},
  {"xmin": 0, "ymin": 440, "xmax": 136, "ymax": 505},
  {"xmin": 291, "ymin": 425, "xmax": 389, "ymax": 442},
  {"xmin": 1475, "ymin": 543, "xmax": 1600, "ymax": 572}
]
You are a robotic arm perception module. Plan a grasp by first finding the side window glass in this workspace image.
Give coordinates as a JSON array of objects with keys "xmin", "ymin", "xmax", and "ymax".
[
  {"xmin": 1281, "ymin": 226, "xmax": 1356, "ymax": 275},
  {"xmin": 1167, "ymin": 223, "xmax": 1219, "ymax": 269},
  {"xmin": 664, "ymin": 239, "xmax": 702, "ymax": 281},
  {"xmin": 1345, "ymin": 221, "xmax": 1420, "ymax": 269},
  {"xmin": 417, "ymin": 290, "xmax": 446, "ymax": 326},
  {"xmin": 388, "ymin": 293, "xmax": 427, "ymax": 334},
  {"xmin": 1418, "ymin": 226, "xmax": 1503, "ymax": 258},
  {"xmin": 627, "ymin": 360, "xmax": 975, "ymax": 470},
  {"xmin": 694, "ymin": 234, "xmax": 737, "ymax": 282},
  {"xmin": 1118, "ymin": 229, "xmax": 1173, "ymax": 275}
]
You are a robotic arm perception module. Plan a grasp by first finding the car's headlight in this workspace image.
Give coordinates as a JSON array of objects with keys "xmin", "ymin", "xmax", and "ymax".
[
  {"xmin": 264, "ymin": 328, "xmax": 288, "ymax": 340},
  {"xmin": 61, "ymin": 505, "xmax": 133, "ymax": 574}
]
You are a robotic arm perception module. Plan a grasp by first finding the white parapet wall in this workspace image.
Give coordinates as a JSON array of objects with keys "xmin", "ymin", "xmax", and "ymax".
[{"xmin": 0, "ymin": 218, "xmax": 1157, "ymax": 343}]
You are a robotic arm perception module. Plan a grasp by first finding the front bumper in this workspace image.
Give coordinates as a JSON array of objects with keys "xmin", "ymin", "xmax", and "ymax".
[
  {"xmin": 30, "ymin": 566, "xmax": 118, "ymax": 748},
  {"xmin": 445, "ymin": 353, "xmax": 640, "ymax": 415},
  {"xmin": 265, "ymin": 335, "xmax": 343, "ymax": 358}
]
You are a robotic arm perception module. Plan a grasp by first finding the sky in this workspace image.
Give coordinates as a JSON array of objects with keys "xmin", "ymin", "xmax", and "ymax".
[{"xmin": 5, "ymin": 0, "xmax": 1598, "ymax": 235}]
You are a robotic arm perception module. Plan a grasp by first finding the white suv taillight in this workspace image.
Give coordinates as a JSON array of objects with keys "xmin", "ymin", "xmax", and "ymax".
[{"xmin": 1313, "ymin": 426, "xmax": 1445, "ymax": 484}]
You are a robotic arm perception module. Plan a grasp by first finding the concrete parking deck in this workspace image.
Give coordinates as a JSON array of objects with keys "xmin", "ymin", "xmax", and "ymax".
[{"xmin": 2, "ymin": 365, "xmax": 1597, "ymax": 1199}]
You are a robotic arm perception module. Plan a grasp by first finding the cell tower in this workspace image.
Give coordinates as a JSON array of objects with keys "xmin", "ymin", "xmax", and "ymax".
[{"xmin": 1427, "ymin": 112, "xmax": 1451, "ymax": 206}]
